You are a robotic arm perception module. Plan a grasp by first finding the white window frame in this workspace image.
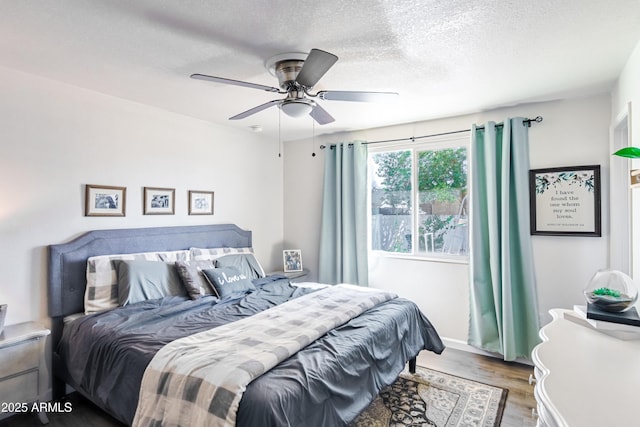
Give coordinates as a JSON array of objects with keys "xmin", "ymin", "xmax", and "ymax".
[{"xmin": 367, "ymin": 134, "xmax": 470, "ymax": 264}]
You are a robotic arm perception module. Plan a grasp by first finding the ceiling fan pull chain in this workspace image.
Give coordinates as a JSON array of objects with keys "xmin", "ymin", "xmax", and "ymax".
[
  {"xmin": 312, "ymin": 117, "xmax": 316, "ymax": 157},
  {"xmin": 278, "ymin": 108, "xmax": 282, "ymax": 158}
]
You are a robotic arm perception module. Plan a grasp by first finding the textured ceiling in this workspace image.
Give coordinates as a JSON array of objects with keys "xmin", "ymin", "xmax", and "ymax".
[{"xmin": 1, "ymin": 0, "xmax": 639, "ymax": 140}]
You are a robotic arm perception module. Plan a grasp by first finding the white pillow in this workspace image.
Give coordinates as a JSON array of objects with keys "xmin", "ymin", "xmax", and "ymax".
[
  {"xmin": 190, "ymin": 247, "xmax": 265, "ymax": 278},
  {"xmin": 189, "ymin": 247, "xmax": 254, "ymax": 261},
  {"xmin": 84, "ymin": 250, "xmax": 190, "ymax": 314}
]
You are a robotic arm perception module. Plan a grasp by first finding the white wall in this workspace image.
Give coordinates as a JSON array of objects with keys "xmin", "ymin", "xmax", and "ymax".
[
  {"xmin": 612, "ymin": 40, "xmax": 640, "ymax": 280},
  {"xmin": 283, "ymin": 94, "xmax": 611, "ymax": 346},
  {"xmin": 613, "ymin": 40, "xmax": 640, "ymax": 124},
  {"xmin": 0, "ymin": 66, "xmax": 284, "ymax": 327},
  {"xmin": 528, "ymin": 97, "xmax": 611, "ymax": 325}
]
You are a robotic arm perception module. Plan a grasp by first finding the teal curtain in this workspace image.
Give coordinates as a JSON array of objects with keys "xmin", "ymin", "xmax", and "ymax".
[
  {"xmin": 318, "ymin": 141, "xmax": 369, "ymax": 286},
  {"xmin": 468, "ymin": 118, "xmax": 540, "ymax": 361}
]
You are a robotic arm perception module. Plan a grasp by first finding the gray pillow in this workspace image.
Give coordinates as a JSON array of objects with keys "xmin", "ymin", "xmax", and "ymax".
[
  {"xmin": 174, "ymin": 260, "xmax": 216, "ymax": 299},
  {"xmin": 214, "ymin": 253, "xmax": 265, "ymax": 279},
  {"xmin": 202, "ymin": 266, "xmax": 256, "ymax": 299},
  {"xmin": 114, "ymin": 260, "xmax": 186, "ymax": 306}
]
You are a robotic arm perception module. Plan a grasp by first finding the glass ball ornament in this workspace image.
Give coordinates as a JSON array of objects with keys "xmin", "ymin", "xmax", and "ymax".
[{"xmin": 584, "ymin": 269, "xmax": 638, "ymax": 312}]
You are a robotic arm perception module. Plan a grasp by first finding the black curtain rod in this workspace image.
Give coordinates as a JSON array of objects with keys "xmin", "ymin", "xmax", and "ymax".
[{"xmin": 319, "ymin": 116, "xmax": 543, "ymax": 149}]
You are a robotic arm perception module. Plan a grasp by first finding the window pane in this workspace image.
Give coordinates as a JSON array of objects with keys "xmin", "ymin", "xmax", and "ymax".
[
  {"xmin": 417, "ymin": 147, "xmax": 468, "ymax": 254},
  {"xmin": 370, "ymin": 150, "xmax": 413, "ymax": 253}
]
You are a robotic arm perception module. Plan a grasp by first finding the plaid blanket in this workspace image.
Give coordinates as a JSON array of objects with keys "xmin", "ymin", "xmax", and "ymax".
[{"xmin": 132, "ymin": 284, "xmax": 396, "ymax": 427}]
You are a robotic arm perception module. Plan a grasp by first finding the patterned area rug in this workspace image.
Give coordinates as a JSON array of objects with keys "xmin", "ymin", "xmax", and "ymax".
[{"xmin": 350, "ymin": 366, "xmax": 508, "ymax": 427}]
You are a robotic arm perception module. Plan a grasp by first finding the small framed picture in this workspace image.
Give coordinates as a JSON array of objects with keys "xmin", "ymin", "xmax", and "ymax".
[
  {"xmin": 188, "ymin": 190, "xmax": 214, "ymax": 215},
  {"xmin": 529, "ymin": 165, "xmax": 601, "ymax": 236},
  {"xmin": 85, "ymin": 184, "xmax": 126, "ymax": 217},
  {"xmin": 283, "ymin": 249, "xmax": 303, "ymax": 273},
  {"xmin": 143, "ymin": 187, "xmax": 175, "ymax": 215}
]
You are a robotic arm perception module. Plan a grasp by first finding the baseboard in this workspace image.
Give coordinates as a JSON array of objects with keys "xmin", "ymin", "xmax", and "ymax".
[{"xmin": 440, "ymin": 337, "xmax": 533, "ymax": 366}]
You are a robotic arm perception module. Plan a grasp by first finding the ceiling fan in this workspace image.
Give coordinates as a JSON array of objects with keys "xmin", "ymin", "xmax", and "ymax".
[{"xmin": 191, "ymin": 48, "xmax": 398, "ymax": 125}]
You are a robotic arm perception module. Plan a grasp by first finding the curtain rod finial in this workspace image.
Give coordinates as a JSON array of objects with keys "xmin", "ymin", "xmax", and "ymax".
[{"xmin": 525, "ymin": 116, "xmax": 543, "ymax": 127}]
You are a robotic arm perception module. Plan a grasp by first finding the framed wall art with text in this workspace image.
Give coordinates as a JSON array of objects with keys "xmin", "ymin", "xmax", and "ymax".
[{"xmin": 529, "ymin": 165, "xmax": 601, "ymax": 237}]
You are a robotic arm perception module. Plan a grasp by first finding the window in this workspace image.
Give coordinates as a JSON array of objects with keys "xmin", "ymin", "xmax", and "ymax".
[{"xmin": 368, "ymin": 137, "xmax": 469, "ymax": 260}]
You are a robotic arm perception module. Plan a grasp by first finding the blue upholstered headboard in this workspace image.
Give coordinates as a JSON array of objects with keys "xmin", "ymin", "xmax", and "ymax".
[{"xmin": 47, "ymin": 224, "xmax": 252, "ymax": 318}]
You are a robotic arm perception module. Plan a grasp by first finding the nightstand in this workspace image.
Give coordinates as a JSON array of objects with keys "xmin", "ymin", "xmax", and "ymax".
[
  {"xmin": 271, "ymin": 268, "xmax": 310, "ymax": 282},
  {"xmin": 0, "ymin": 322, "xmax": 50, "ymax": 424}
]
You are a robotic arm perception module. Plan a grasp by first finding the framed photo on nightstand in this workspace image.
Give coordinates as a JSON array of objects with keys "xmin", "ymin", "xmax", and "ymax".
[{"xmin": 283, "ymin": 249, "xmax": 303, "ymax": 273}]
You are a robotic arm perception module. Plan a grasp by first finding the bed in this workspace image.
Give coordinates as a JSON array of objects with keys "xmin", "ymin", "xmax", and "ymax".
[{"xmin": 48, "ymin": 224, "xmax": 444, "ymax": 426}]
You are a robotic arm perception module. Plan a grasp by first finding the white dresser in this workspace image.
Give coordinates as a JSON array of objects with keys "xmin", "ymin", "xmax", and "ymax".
[
  {"xmin": 0, "ymin": 322, "xmax": 50, "ymax": 423},
  {"xmin": 531, "ymin": 308, "xmax": 640, "ymax": 427}
]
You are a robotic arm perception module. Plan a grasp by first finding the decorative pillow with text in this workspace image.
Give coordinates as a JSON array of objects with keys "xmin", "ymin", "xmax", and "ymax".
[{"xmin": 202, "ymin": 266, "xmax": 256, "ymax": 299}]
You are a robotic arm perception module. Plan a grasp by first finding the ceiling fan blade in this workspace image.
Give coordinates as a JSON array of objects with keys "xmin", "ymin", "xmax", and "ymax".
[
  {"xmin": 191, "ymin": 74, "xmax": 280, "ymax": 93},
  {"xmin": 229, "ymin": 100, "xmax": 282, "ymax": 120},
  {"xmin": 317, "ymin": 90, "xmax": 398, "ymax": 102},
  {"xmin": 295, "ymin": 49, "xmax": 338, "ymax": 88},
  {"xmin": 309, "ymin": 103, "xmax": 335, "ymax": 125}
]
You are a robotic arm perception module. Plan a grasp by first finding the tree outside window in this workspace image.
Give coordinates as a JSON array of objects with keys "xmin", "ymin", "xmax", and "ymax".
[
  {"xmin": 370, "ymin": 143, "xmax": 468, "ymax": 257},
  {"xmin": 370, "ymin": 150, "xmax": 413, "ymax": 253}
]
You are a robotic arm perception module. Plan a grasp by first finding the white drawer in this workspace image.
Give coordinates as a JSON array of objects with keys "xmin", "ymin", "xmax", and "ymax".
[
  {"xmin": 0, "ymin": 338, "xmax": 40, "ymax": 378},
  {"xmin": 0, "ymin": 369, "xmax": 39, "ymax": 404}
]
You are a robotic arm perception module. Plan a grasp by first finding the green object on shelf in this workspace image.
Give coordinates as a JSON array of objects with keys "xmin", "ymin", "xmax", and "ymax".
[
  {"xmin": 593, "ymin": 287, "xmax": 621, "ymax": 298},
  {"xmin": 613, "ymin": 147, "xmax": 640, "ymax": 159}
]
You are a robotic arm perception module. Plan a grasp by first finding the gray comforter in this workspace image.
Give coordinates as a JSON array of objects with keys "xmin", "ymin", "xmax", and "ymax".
[{"xmin": 58, "ymin": 277, "xmax": 444, "ymax": 426}]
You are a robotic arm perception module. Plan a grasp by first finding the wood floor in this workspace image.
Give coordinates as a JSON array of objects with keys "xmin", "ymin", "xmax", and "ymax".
[{"xmin": 1, "ymin": 347, "xmax": 537, "ymax": 427}]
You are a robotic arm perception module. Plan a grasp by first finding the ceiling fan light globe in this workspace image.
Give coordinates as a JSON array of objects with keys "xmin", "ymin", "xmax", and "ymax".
[{"xmin": 280, "ymin": 100, "xmax": 314, "ymax": 118}]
